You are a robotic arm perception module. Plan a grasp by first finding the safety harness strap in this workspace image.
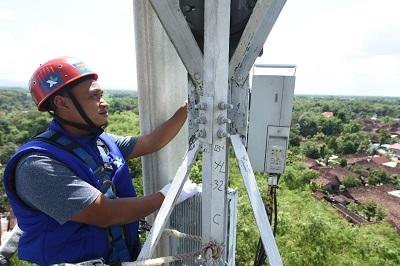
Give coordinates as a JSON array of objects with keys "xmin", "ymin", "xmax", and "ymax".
[{"xmin": 33, "ymin": 130, "xmax": 131, "ymax": 263}]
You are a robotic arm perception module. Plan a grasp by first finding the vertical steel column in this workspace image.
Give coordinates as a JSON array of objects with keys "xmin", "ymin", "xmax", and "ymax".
[
  {"xmin": 201, "ymin": 0, "xmax": 231, "ymax": 259},
  {"xmin": 133, "ymin": 0, "xmax": 188, "ymax": 260}
]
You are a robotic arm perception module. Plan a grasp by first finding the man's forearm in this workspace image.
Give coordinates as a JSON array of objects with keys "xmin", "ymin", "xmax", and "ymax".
[
  {"xmin": 128, "ymin": 102, "xmax": 188, "ymax": 158},
  {"xmin": 150, "ymin": 103, "xmax": 187, "ymax": 150}
]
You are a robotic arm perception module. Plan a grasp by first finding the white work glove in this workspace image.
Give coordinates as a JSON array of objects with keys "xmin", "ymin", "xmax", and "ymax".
[{"xmin": 160, "ymin": 180, "xmax": 199, "ymax": 204}]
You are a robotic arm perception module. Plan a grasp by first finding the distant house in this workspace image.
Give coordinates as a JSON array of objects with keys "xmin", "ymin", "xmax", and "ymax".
[
  {"xmin": 371, "ymin": 156, "xmax": 390, "ymax": 165},
  {"xmin": 343, "ymin": 153, "xmax": 368, "ymax": 165},
  {"xmin": 389, "ymin": 123, "xmax": 400, "ymax": 136},
  {"xmin": 20, "ymin": 107, "xmax": 30, "ymax": 113},
  {"xmin": 323, "ymin": 112, "xmax": 334, "ymax": 117},
  {"xmin": 343, "ymin": 184, "xmax": 400, "ymax": 232},
  {"xmin": 329, "ymin": 167, "xmax": 358, "ymax": 183},
  {"xmin": 312, "ymin": 171, "xmax": 340, "ymax": 192},
  {"xmin": 383, "ymin": 161, "xmax": 398, "ymax": 168},
  {"xmin": 381, "ymin": 144, "xmax": 391, "ymax": 150},
  {"xmin": 382, "ymin": 164, "xmax": 400, "ymax": 177},
  {"xmin": 363, "ymin": 119, "xmax": 376, "ymax": 132},
  {"xmin": 304, "ymin": 158, "xmax": 317, "ymax": 168},
  {"xmin": 329, "ymin": 194, "xmax": 354, "ymax": 206},
  {"xmin": 312, "ymin": 191, "xmax": 326, "ymax": 200},
  {"xmin": 390, "ymin": 143, "xmax": 400, "ymax": 158}
]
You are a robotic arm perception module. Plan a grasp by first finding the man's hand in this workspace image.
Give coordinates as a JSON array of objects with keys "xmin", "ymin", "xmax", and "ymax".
[
  {"xmin": 160, "ymin": 180, "xmax": 199, "ymax": 204},
  {"xmin": 128, "ymin": 100, "xmax": 188, "ymax": 159}
]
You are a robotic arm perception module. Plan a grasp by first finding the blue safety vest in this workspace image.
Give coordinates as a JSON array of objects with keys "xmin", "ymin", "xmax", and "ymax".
[{"xmin": 4, "ymin": 121, "xmax": 139, "ymax": 265}]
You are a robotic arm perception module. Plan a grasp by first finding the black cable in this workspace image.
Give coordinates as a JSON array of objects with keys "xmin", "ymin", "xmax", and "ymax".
[
  {"xmin": 273, "ymin": 187, "xmax": 278, "ymax": 236},
  {"xmin": 253, "ymin": 174, "xmax": 280, "ymax": 266}
]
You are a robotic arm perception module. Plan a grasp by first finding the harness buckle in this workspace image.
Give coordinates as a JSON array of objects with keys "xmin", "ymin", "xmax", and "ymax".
[
  {"xmin": 101, "ymin": 180, "xmax": 116, "ymax": 196},
  {"xmin": 138, "ymin": 219, "xmax": 152, "ymax": 234}
]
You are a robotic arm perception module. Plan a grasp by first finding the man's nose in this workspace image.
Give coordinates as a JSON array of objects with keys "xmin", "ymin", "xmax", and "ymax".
[{"xmin": 100, "ymin": 98, "xmax": 109, "ymax": 106}]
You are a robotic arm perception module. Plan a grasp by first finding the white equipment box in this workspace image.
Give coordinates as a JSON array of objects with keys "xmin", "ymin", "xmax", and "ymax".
[{"xmin": 247, "ymin": 65, "xmax": 295, "ymax": 174}]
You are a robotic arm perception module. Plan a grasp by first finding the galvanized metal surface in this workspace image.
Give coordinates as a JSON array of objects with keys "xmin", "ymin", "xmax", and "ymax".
[
  {"xmin": 134, "ymin": 0, "xmax": 288, "ymax": 265},
  {"xmin": 133, "ymin": 0, "xmax": 189, "ymax": 258},
  {"xmin": 229, "ymin": 78, "xmax": 249, "ymax": 142},
  {"xmin": 149, "ymin": 0, "xmax": 203, "ymax": 85},
  {"xmin": 230, "ymin": 134, "xmax": 283, "ymax": 266},
  {"xmin": 229, "ymin": 0, "xmax": 287, "ymax": 85},
  {"xmin": 247, "ymin": 74, "xmax": 295, "ymax": 173},
  {"xmin": 137, "ymin": 140, "xmax": 200, "ymax": 261},
  {"xmin": 201, "ymin": 0, "xmax": 231, "ymax": 255},
  {"xmin": 168, "ymin": 189, "xmax": 238, "ymax": 266}
]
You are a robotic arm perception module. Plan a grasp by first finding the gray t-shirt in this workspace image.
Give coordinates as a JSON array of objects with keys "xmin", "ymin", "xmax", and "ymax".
[{"xmin": 15, "ymin": 133, "xmax": 138, "ymax": 225}]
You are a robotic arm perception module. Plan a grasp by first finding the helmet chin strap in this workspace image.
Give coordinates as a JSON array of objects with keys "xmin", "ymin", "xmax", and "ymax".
[
  {"xmin": 51, "ymin": 113, "xmax": 105, "ymax": 136},
  {"xmin": 49, "ymin": 89, "xmax": 105, "ymax": 136}
]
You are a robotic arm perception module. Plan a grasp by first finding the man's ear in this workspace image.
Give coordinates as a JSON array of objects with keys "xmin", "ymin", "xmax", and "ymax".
[{"xmin": 53, "ymin": 95, "xmax": 69, "ymax": 111}]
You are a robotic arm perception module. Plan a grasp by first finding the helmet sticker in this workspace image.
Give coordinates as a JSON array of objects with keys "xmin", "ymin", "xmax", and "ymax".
[
  {"xmin": 40, "ymin": 71, "xmax": 65, "ymax": 94},
  {"xmin": 72, "ymin": 62, "xmax": 92, "ymax": 75}
]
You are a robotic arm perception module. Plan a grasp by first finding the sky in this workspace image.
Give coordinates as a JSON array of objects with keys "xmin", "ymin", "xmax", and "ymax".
[{"xmin": 1, "ymin": 0, "xmax": 400, "ymax": 97}]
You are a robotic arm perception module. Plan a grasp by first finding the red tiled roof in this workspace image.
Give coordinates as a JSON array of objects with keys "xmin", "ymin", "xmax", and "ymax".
[
  {"xmin": 345, "ymin": 184, "xmax": 400, "ymax": 232},
  {"xmin": 313, "ymin": 177, "xmax": 331, "ymax": 186},
  {"xmin": 343, "ymin": 153, "xmax": 368, "ymax": 164},
  {"xmin": 323, "ymin": 112, "xmax": 334, "ymax": 117},
  {"xmin": 330, "ymin": 168, "xmax": 358, "ymax": 182},
  {"xmin": 312, "ymin": 191, "xmax": 326, "ymax": 200},
  {"xmin": 304, "ymin": 158, "xmax": 317, "ymax": 168},
  {"xmin": 371, "ymin": 156, "xmax": 391, "ymax": 165},
  {"xmin": 390, "ymin": 143, "xmax": 400, "ymax": 151}
]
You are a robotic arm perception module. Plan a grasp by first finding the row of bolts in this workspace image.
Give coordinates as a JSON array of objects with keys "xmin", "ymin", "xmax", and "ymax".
[{"xmin": 194, "ymin": 101, "xmax": 232, "ymax": 139}]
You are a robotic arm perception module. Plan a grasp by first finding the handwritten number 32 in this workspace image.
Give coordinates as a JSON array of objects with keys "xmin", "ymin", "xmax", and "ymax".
[{"xmin": 213, "ymin": 180, "xmax": 224, "ymax": 191}]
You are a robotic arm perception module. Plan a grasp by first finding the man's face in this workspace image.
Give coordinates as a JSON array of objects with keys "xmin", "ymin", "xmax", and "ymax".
[{"xmin": 68, "ymin": 79, "xmax": 109, "ymax": 128}]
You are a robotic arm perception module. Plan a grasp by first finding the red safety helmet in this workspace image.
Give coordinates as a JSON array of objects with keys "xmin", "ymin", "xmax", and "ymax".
[{"xmin": 29, "ymin": 56, "xmax": 98, "ymax": 111}]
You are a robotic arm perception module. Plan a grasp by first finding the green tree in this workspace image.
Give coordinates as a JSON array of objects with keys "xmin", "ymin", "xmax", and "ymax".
[
  {"xmin": 336, "ymin": 110, "xmax": 348, "ymax": 123},
  {"xmin": 342, "ymin": 121, "xmax": 362, "ymax": 134},
  {"xmin": 281, "ymin": 162, "xmax": 318, "ymax": 190},
  {"xmin": 320, "ymin": 116, "xmax": 343, "ymax": 135},
  {"xmin": 0, "ymin": 142, "xmax": 18, "ymax": 164},
  {"xmin": 367, "ymin": 168, "xmax": 389, "ymax": 185},
  {"xmin": 388, "ymin": 174, "xmax": 400, "ymax": 189},
  {"xmin": 378, "ymin": 129, "xmax": 391, "ymax": 145},
  {"xmin": 289, "ymin": 126, "xmax": 301, "ymax": 147},
  {"xmin": 339, "ymin": 157, "xmax": 347, "ymax": 167},
  {"xmin": 319, "ymin": 144, "xmax": 333, "ymax": 161},
  {"xmin": 326, "ymin": 136, "xmax": 339, "ymax": 154},
  {"xmin": 106, "ymin": 111, "xmax": 140, "ymax": 136},
  {"xmin": 362, "ymin": 201, "xmax": 386, "ymax": 221},
  {"xmin": 342, "ymin": 175, "xmax": 362, "ymax": 188},
  {"xmin": 348, "ymin": 163, "xmax": 365, "ymax": 175},
  {"xmin": 341, "ymin": 140, "xmax": 357, "ymax": 155},
  {"xmin": 301, "ymin": 141, "xmax": 320, "ymax": 159},
  {"xmin": 298, "ymin": 111, "xmax": 319, "ymax": 138}
]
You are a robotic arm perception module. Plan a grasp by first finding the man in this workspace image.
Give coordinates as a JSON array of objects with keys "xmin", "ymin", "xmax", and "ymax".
[{"xmin": 3, "ymin": 56, "xmax": 197, "ymax": 265}]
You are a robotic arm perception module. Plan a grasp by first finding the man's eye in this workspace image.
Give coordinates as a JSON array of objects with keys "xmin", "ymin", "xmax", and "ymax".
[{"xmin": 92, "ymin": 92, "xmax": 102, "ymax": 98}]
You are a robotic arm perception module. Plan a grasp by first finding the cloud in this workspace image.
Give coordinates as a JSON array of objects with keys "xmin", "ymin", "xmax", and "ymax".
[
  {"xmin": 2, "ymin": 0, "xmax": 400, "ymax": 95},
  {"xmin": 0, "ymin": 8, "xmax": 15, "ymax": 20},
  {"xmin": 256, "ymin": 0, "xmax": 400, "ymax": 96},
  {"xmin": 0, "ymin": 0, "xmax": 137, "ymax": 90}
]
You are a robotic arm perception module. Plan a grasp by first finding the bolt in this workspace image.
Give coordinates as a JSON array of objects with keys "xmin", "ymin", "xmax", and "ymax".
[
  {"xmin": 217, "ymin": 115, "xmax": 231, "ymax": 124},
  {"xmin": 196, "ymin": 129, "xmax": 206, "ymax": 138},
  {"xmin": 194, "ymin": 73, "xmax": 201, "ymax": 80},
  {"xmin": 195, "ymin": 102, "xmax": 207, "ymax": 110},
  {"xmin": 217, "ymin": 129, "xmax": 230, "ymax": 138},
  {"xmin": 194, "ymin": 116, "xmax": 207, "ymax": 125},
  {"xmin": 218, "ymin": 101, "xmax": 233, "ymax": 110}
]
